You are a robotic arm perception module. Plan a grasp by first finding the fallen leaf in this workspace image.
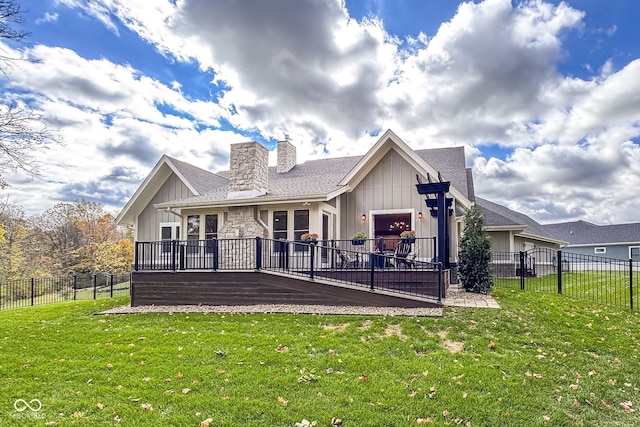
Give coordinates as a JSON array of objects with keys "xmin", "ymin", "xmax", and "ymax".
[
  {"xmin": 601, "ymin": 400, "xmax": 612, "ymax": 408},
  {"xmin": 488, "ymin": 341, "xmax": 495, "ymax": 349},
  {"xmin": 142, "ymin": 377, "xmax": 150, "ymax": 382},
  {"xmin": 140, "ymin": 403, "xmax": 153, "ymax": 411},
  {"xmin": 201, "ymin": 418, "xmax": 213, "ymax": 427},
  {"xmin": 96, "ymin": 403, "xmax": 104, "ymax": 410},
  {"xmin": 277, "ymin": 396, "xmax": 288, "ymax": 407},
  {"xmin": 416, "ymin": 418, "xmax": 432, "ymax": 424},
  {"xmin": 442, "ymin": 410, "xmax": 449, "ymax": 417},
  {"xmin": 359, "ymin": 375, "xmax": 369, "ymax": 382},
  {"xmin": 182, "ymin": 388, "xmax": 191, "ymax": 394},
  {"xmin": 175, "ymin": 372, "xmax": 184, "ymax": 378}
]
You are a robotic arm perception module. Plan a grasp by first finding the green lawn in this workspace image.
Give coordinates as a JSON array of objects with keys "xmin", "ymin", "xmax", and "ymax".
[
  {"xmin": 1, "ymin": 290, "xmax": 639, "ymax": 426},
  {"xmin": 496, "ymin": 270, "xmax": 640, "ymax": 310}
]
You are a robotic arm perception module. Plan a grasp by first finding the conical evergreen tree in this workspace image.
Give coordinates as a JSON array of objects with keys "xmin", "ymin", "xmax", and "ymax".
[{"xmin": 458, "ymin": 204, "xmax": 493, "ymax": 294}]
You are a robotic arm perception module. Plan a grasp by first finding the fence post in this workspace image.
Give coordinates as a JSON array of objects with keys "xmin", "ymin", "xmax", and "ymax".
[
  {"xmin": 93, "ymin": 274, "xmax": 97, "ymax": 300},
  {"xmin": 255, "ymin": 237, "xmax": 262, "ymax": 270},
  {"xmin": 557, "ymin": 250, "xmax": 563, "ymax": 295},
  {"xmin": 73, "ymin": 275, "xmax": 77, "ymax": 300},
  {"xmin": 179, "ymin": 243, "xmax": 185, "ymax": 270},
  {"xmin": 433, "ymin": 237, "xmax": 437, "ymax": 262},
  {"xmin": 134, "ymin": 242, "xmax": 139, "ymax": 271},
  {"xmin": 369, "ymin": 256, "xmax": 375, "ymax": 290},
  {"xmin": 171, "ymin": 240, "xmax": 177, "ymax": 271},
  {"xmin": 31, "ymin": 278, "xmax": 35, "ymax": 306},
  {"xmin": 519, "ymin": 252, "xmax": 525, "ymax": 290},
  {"xmin": 309, "ymin": 243, "xmax": 315, "ymax": 280},
  {"xmin": 213, "ymin": 239, "xmax": 219, "ymax": 270},
  {"xmin": 437, "ymin": 263, "xmax": 443, "ymax": 304},
  {"xmin": 630, "ymin": 259, "xmax": 634, "ymax": 310},
  {"xmin": 110, "ymin": 274, "xmax": 114, "ymax": 298}
]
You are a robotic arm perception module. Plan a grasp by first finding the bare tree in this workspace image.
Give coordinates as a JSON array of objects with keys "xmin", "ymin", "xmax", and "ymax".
[{"xmin": 0, "ymin": 0, "xmax": 60, "ymax": 188}]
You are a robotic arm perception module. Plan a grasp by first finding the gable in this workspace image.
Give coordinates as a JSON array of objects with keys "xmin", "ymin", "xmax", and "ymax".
[
  {"xmin": 339, "ymin": 129, "xmax": 472, "ymax": 209},
  {"xmin": 116, "ymin": 155, "xmax": 204, "ymax": 226}
]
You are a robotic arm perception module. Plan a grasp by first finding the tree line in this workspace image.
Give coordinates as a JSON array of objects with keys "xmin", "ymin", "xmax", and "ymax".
[{"xmin": 0, "ymin": 199, "xmax": 133, "ymax": 282}]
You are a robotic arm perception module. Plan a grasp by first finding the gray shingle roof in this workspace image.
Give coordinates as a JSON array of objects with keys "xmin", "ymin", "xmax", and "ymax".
[
  {"xmin": 166, "ymin": 156, "xmax": 228, "ymax": 194},
  {"xmin": 158, "ymin": 146, "xmax": 473, "ymax": 206},
  {"xmin": 543, "ymin": 220, "xmax": 640, "ymax": 245},
  {"xmin": 415, "ymin": 147, "xmax": 472, "ymax": 200},
  {"xmin": 476, "ymin": 197, "xmax": 560, "ymax": 241}
]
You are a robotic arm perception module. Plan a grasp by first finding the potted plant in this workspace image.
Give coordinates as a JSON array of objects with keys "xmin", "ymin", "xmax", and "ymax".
[
  {"xmin": 301, "ymin": 233, "xmax": 318, "ymax": 244},
  {"xmin": 400, "ymin": 230, "xmax": 416, "ymax": 243},
  {"xmin": 351, "ymin": 231, "xmax": 367, "ymax": 246}
]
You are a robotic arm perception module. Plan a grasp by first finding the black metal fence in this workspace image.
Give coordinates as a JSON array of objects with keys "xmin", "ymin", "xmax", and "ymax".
[
  {"xmin": 492, "ymin": 248, "xmax": 640, "ymax": 310},
  {"xmin": 0, "ymin": 272, "xmax": 131, "ymax": 310},
  {"xmin": 134, "ymin": 237, "xmax": 446, "ymax": 302}
]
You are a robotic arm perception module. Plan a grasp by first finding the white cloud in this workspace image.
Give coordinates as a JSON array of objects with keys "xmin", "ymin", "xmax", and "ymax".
[{"xmin": 35, "ymin": 12, "xmax": 59, "ymax": 24}]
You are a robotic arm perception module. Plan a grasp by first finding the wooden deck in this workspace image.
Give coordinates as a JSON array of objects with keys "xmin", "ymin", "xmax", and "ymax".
[{"xmin": 131, "ymin": 270, "xmax": 443, "ymax": 308}]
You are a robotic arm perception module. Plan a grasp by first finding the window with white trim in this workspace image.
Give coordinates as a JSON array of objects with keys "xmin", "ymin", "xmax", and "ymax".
[
  {"xmin": 630, "ymin": 246, "xmax": 640, "ymax": 261},
  {"xmin": 186, "ymin": 215, "xmax": 200, "ymax": 253},
  {"xmin": 160, "ymin": 222, "xmax": 180, "ymax": 253},
  {"xmin": 594, "ymin": 247, "xmax": 606, "ymax": 254},
  {"xmin": 205, "ymin": 214, "xmax": 218, "ymax": 253}
]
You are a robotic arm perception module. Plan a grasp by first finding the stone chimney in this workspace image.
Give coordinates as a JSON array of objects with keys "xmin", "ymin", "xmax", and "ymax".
[
  {"xmin": 277, "ymin": 137, "xmax": 296, "ymax": 173},
  {"xmin": 228, "ymin": 142, "xmax": 269, "ymax": 199}
]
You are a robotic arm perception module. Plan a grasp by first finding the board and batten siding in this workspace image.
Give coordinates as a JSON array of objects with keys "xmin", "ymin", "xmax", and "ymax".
[
  {"xmin": 486, "ymin": 231, "xmax": 510, "ymax": 252},
  {"xmin": 137, "ymin": 173, "xmax": 194, "ymax": 241},
  {"xmin": 339, "ymin": 149, "xmax": 438, "ymax": 240}
]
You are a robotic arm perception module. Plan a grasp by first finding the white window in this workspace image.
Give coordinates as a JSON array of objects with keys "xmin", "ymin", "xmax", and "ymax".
[
  {"xmin": 630, "ymin": 246, "xmax": 640, "ymax": 261},
  {"xmin": 159, "ymin": 222, "xmax": 180, "ymax": 253},
  {"xmin": 594, "ymin": 247, "xmax": 606, "ymax": 254}
]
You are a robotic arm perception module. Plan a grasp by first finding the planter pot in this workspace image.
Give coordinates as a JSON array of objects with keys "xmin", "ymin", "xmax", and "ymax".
[{"xmin": 351, "ymin": 239, "xmax": 365, "ymax": 246}]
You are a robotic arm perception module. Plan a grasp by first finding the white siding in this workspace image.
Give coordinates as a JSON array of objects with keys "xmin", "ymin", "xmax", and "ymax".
[{"xmin": 137, "ymin": 174, "xmax": 194, "ymax": 241}]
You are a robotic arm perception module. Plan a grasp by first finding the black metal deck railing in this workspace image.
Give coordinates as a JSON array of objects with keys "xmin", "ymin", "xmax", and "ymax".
[{"xmin": 134, "ymin": 237, "xmax": 446, "ymax": 302}]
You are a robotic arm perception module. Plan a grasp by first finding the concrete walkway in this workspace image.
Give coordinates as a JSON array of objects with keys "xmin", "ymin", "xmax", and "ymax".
[{"xmin": 443, "ymin": 290, "xmax": 500, "ymax": 308}]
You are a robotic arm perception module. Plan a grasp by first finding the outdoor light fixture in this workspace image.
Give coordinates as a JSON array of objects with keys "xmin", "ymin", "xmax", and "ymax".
[
  {"xmin": 418, "ymin": 211, "xmax": 423, "ymax": 220},
  {"xmin": 361, "ymin": 214, "xmax": 366, "ymax": 221}
]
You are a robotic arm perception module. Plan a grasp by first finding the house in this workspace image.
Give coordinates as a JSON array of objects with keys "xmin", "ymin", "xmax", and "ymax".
[
  {"xmin": 476, "ymin": 198, "xmax": 566, "ymax": 252},
  {"xmin": 115, "ymin": 129, "xmax": 561, "ymax": 306},
  {"xmin": 543, "ymin": 220, "xmax": 640, "ymax": 261},
  {"xmin": 116, "ymin": 130, "xmax": 476, "ymax": 263}
]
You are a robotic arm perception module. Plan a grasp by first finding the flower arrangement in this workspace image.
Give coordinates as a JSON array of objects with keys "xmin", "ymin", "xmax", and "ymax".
[
  {"xmin": 301, "ymin": 233, "xmax": 318, "ymax": 242},
  {"xmin": 351, "ymin": 231, "xmax": 368, "ymax": 240},
  {"xmin": 351, "ymin": 231, "xmax": 368, "ymax": 245},
  {"xmin": 400, "ymin": 230, "xmax": 416, "ymax": 239}
]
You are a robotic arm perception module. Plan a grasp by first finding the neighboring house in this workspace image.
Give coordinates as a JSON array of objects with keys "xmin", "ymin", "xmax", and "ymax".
[
  {"xmin": 543, "ymin": 220, "xmax": 640, "ymax": 261},
  {"xmin": 115, "ymin": 129, "xmax": 560, "ymax": 266},
  {"xmin": 476, "ymin": 198, "xmax": 566, "ymax": 252}
]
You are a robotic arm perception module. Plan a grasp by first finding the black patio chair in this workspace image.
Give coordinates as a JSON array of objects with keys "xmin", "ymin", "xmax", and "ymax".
[
  {"xmin": 393, "ymin": 241, "xmax": 413, "ymax": 269},
  {"xmin": 337, "ymin": 249, "xmax": 359, "ymax": 269}
]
